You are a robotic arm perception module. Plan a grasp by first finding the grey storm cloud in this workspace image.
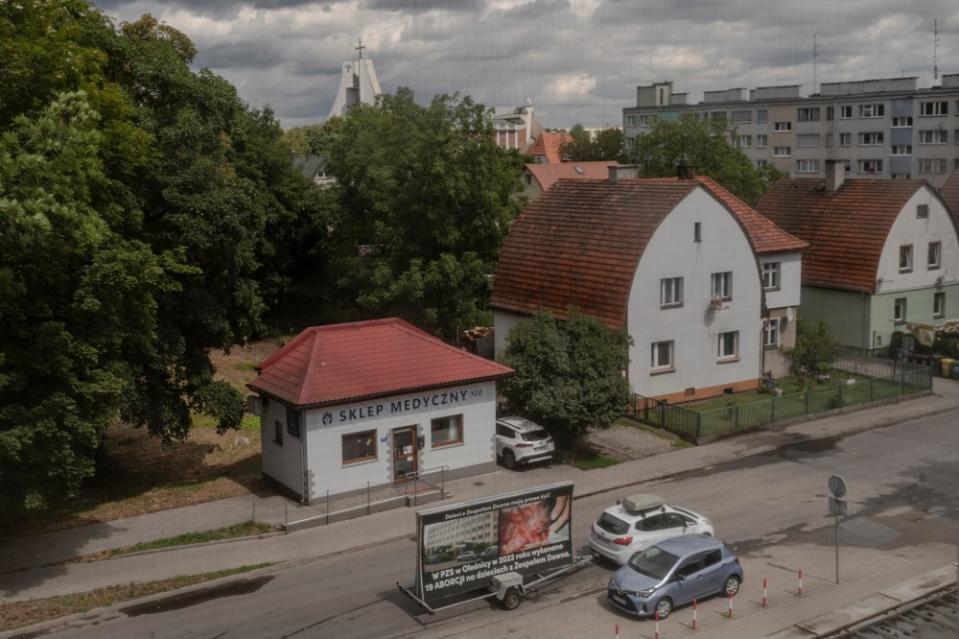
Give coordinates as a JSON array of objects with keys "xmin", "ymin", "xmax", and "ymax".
[{"xmin": 94, "ymin": 0, "xmax": 959, "ymax": 128}]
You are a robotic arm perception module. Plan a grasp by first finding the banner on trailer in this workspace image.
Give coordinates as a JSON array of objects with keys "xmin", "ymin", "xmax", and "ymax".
[{"xmin": 414, "ymin": 482, "xmax": 574, "ymax": 607}]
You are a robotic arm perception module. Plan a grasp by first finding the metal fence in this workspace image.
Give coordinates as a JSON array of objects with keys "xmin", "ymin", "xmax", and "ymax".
[{"xmin": 628, "ymin": 354, "xmax": 933, "ymax": 442}]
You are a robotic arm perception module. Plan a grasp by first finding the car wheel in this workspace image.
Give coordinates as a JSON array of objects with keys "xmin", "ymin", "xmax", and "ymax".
[
  {"xmin": 502, "ymin": 450, "xmax": 516, "ymax": 469},
  {"xmin": 501, "ymin": 587, "xmax": 522, "ymax": 610},
  {"xmin": 654, "ymin": 597, "xmax": 673, "ymax": 619},
  {"xmin": 723, "ymin": 575, "xmax": 741, "ymax": 597}
]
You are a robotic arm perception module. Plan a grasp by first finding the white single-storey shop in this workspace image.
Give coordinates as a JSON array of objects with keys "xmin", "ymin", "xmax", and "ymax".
[{"xmin": 247, "ymin": 318, "xmax": 515, "ymax": 502}]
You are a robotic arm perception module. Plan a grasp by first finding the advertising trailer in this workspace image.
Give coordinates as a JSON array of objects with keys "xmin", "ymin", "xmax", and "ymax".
[{"xmin": 398, "ymin": 481, "xmax": 590, "ymax": 613}]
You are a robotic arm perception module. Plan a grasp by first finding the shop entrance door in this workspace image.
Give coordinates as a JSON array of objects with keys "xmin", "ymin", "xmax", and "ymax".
[{"xmin": 392, "ymin": 426, "xmax": 418, "ymax": 481}]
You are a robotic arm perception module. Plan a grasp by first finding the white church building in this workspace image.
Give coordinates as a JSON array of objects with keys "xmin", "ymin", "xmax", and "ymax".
[{"xmin": 326, "ymin": 38, "xmax": 382, "ymax": 120}]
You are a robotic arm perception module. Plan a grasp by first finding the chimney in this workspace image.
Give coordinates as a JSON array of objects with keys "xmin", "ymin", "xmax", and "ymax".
[
  {"xmin": 608, "ymin": 164, "xmax": 639, "ymax": 183},
  {"xmin": 676, "ymin": 161, "xmax": 697, "ymax": 180},
  {"xmin": 825, "ymin": 159, "xmax": 845, "ymax": 192}
]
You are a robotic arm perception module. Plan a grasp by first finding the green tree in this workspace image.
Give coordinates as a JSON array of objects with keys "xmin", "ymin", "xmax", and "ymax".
[
  {"xmin": 324, "ymin": 88, "xmax": 525, "ymax": 338},
  {"xmin": 630, "ymin": 116, "xmax": 780, "ymax": 204},
  {"xmin": 501, "ymin": 312, "xmax": 631, "ymax": 461},
  {"xmin": 788, "ymin": 320, "xmax": 842, "ymax": 377},
  {"xmin": 560, "ymin": 124, "xmax": 625, "ymax": 162}
]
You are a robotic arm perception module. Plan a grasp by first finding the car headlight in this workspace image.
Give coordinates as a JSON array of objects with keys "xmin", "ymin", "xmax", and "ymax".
[{"xmin": 636, "ymin": 587, "xmax": 656, "ymax": 598}]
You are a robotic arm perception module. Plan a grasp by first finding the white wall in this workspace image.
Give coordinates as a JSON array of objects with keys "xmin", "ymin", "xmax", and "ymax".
[
  {"xmin": 299, "ymin": 381, "xmax": 497, "ymax": 498},
  {"xmin": 628, "ymin": 187, "xmax": 763, "ymax": 397},
  {"xmin": 260, "ymin": 398, "xmax": 304, "ymax": 496},
  {"xmin": 494, "ymin": 310, "xmax": 527, "ymax": 359},
  {"xmin": 876, "ymin": 187, "xmax": 959, "ymax": 293},
  {"xmin": 761, "ymin": 251, "xmax": 802, "ymax": 309}
]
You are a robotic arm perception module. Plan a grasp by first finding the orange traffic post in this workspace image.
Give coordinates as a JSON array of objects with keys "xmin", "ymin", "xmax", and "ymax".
[
  {"xmin": 727, "ymin": 593, "xmax": 734, "ymax": 618},
  {"xmin": 655, "ymin": 610, "xmax": 660, "ymax": 639},
  {"xmin": 692, "ymin": 598, "xmax": 698, "ymax": 630},
  {"xmin": 798, "ymin": 568, "xmax": 804, "ymax": 596},
  {"xmin": 762, "ymin": 577, "xmax": 768, "ymax": 607},
  {"xmin": 614, "ymin": 623, "xmax": 619, "ymax": 639}
]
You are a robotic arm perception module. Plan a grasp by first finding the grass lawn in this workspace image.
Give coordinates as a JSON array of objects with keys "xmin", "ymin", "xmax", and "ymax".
[
  {"xmin": 573, "ymin": 448, "xmax": 620, "ymax": 470},
  {"xmin": 682, "ymin": 370, "xmax": 868, "ymax": 413},
  {"xmin": 0, "ymin": 563, "xmax": 275, "ymax": 632},
  {"xmin": 80, "ymin": 521, "xmax": 276, "ymax": 562}
]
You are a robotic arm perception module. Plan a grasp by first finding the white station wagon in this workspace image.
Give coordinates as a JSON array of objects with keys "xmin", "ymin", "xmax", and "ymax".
[{"xmin": 588, "ymin": 494, "xmax": 715, "ymax": 566}]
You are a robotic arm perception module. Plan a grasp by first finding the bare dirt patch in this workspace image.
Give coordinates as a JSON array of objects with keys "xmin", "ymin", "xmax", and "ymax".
[{"xmin": 584, "ymin": 418, "xmax": 679, "ymax": 462}]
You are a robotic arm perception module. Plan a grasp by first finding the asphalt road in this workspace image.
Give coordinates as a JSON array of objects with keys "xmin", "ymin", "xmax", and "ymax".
[{"xmin": 46, "ymin": 412, "xmax": 959, "ymax": 639}]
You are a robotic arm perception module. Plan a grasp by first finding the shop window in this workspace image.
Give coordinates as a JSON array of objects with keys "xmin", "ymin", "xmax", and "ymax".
[
  {"xmin": 431, "ymin": 415, "xmax": 463, "ymax": 447},
  {"xmin": 342, "ymin": 430, "xmax": 377, "ymax": 464}
]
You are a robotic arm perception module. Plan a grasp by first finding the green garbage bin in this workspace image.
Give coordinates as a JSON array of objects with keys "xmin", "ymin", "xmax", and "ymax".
[{"xmin": 942, "ymin": 358, "xmax": 955, "ymax": 378}]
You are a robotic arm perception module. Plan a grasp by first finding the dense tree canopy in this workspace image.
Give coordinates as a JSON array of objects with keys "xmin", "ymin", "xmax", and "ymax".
[
  {"xmin": 0, "ymin": 1, "xmax": 330, "ymax": 511},
  {"xmin": 322, "ymin": 89, "xmax": 526, "ymax": 338},
  {"xmin": 629, "ymin": 116, "xmax": 780, "ymax": 204},
  {"xmin": 560, "ymin": 124, "xmax": 626, "ymax": 162},
  {"xmin": 501, "ymin": 312, "xmax": 632, "ymax": 460}
]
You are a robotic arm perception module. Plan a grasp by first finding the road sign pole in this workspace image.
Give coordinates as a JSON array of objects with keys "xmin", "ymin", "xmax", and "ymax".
[{"xmin": 834, "ymin": 511, "xmax": 840, "ymax": 584}]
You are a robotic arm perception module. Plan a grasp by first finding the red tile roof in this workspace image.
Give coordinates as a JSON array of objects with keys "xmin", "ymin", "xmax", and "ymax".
[
  {"xmin": 248, "ymin": 318, "xmax": 514, "ymax": 408},
  {"xmin": 491, "ymin": 179, "xmax": 700, "ymax": 327},
  {"xmin": 755, "ymin": 178, "xmax": 928, "ymax": 293},
  {"xmin": 941, "ymin": 169, "xmax": 959, "ymax": 226},
  {"xmin": 525, "ymin": 132, "xmax": 574, "ymax": 164},
  {"xmin": 643, "ymin": 176, "xmax": 808, "ymax": 254},
  {"xmin": 525, "ymin": 161, "xmax": 619, "ymax": 192}
]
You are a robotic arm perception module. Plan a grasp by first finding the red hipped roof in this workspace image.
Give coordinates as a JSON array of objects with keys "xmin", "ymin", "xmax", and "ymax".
[
  {"xmin": 941, "ymin": 168, "xmax": 959, "ymax": 226},
  {"xmin": 248, "ymin": 318, "xmax": 514, "ymax": 408},
  {"xmin": 525, "ymin": 132, "xmax": 574, "ymax": 164}
]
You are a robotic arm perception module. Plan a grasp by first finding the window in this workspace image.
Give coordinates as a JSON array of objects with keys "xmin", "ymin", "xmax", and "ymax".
[
  {"xmin": 431, "ymin": 414, "xmax": 463, "ymax": 447},
  {"xmin": 717, "ymin": 331, "xmax": 739, "ymax": 360},
  {"xmin": 273, "ymin": 420, "xmax": 283, "ymax": 446},
  {"xmin": 711, "ymin": 271, "xmax": 732, "ymax": 300},
  {"xmin": 773, "ymin": 146, "xmax": 791, "ymax": 157},
  {"xmin": 773, "ymin": 121, "xmax": 792, "ymax": 132},
  {"xmin": 496, "ymin": 424, "xmax": 515, "ymax": 438},
  {"xmin": 523, "ymin": 173, "xmax": 532, "ymax": 186},
  {"xmin": 625, "ymin": 115, "xmax": 636, "ymax": 127},
  {"xmin": 731, "ymin": 110, "xmax": 752, "ymax": 123},
  {"xmin": 826, "ymin": 106, "xmax": 835, "ymax": 120},
  {"xmin": 934, "ymin": 292, "xmax": 946, "ymax": 319},
  {"xmin": 796, "ymin": 159, "xmax": 820, "ymax": 173},
  {"xmin": 920, "ymin": 101, "xmax": 948, "ymax": 116},
  {"xmin": 899, "ymin": 245, "xmax": 913, "ymax": 272},
  {"xmin": 762, "ymin": 262, "xmax": 781, "ymax": 289},
  {"xmin": 891, "ymin": 145, "xmax": 912, "ymax": 156},
  {"xmin": 859, "ymin": 103, "xmax": 885, "ymax": 118},
  {"xmin": 892, "ymin": 116, "xmax": 913, "ymax": 127},
  {"xmin": 891, "ymin": 172, "xmax": 912, "ymax": 180},
  {"xmin": 858, "ymin": 132, "xmax": 884, "ymax": 145},
  {"xmin": 660, "ymin": 277, "xmax": 684, "ymax": 308},
  {"xmin": 711, "ymin": 111, "xmax": 726, "ymax": 121},
  {"xmin": 736, "ymin": 134, "xmax": 752, "ymax": 148},
  {"xmin": 694, "ymin": 222, "xmax": 701, "ymax": 243},
  {"xmin": 756, "ymin": 159, "xmax": 768, "ymax": 168},
  {"xmin": 894, "ymin": 298, "xmax": 907, "ymax": 323},
  {"xmin": 342, "ymin": 430, "xmax": 377, "ymax": 464},
  {"xmin": 797, "ymin": 107, "xmax": 820, "ymax": 121},
  {"xmin": 756, "ymin": 109, "xmax": 768, "ymax": 123},
  {"xmin": 917, "ymin": 204, "xmax": 929, "ymax": 219},
  {"xmin": 764, "ymin": 318, "xmax": 781, "ymax": 348},
  {"xmin": 838, "ymin": 132, "xmax": 851, "ymax": 147},
  {"xmin": 650, "ymin": 340, "xmax": 674, "ymax": 371},
  {"xmin": 839, "ymin": 105, "xmax": 853, "ymax": 119},
  {"xmin": 919, "ymin": 129, "xmax": 947, "ymax": 144},
  {"xmin": 928, "ymin": 242, "xmax": 941, "ymax": 269},
  {"xmin": 638, "ymin": 114, "xmax": 658, "ymax": 127},
  {"xmin": 756, "ymin": 134, "xmax": 768, "ymax": 148},
  {"xmin": 797, "ymin": 133, "xmax": 820, "ymax": 148},
  {"xmin": 919, "ymin": 158, "xmax": 948, "ymax": 174},
  {"xmin": 286, "ymin": 407, "xmax": 301, "ymax": 438},
  {"xmin": 857, "ymin": 159, "xmax": 883, "ymax": 174}
]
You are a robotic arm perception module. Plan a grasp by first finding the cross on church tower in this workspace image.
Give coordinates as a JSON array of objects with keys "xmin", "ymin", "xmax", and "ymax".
[{"xmin": 355, "ymin": 37, "xmax": 365, "ymax": 59}]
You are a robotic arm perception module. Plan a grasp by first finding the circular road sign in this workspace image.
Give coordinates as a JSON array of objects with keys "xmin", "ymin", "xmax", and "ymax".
[{"xmin": 828, "ymin": 475, "xmax": 847, "ymax": 498}]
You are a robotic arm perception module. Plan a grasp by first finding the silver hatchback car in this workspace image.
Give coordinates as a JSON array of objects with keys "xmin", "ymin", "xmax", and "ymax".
[{"xmin": 607, "ymin": 535, "xmax": 742, "ymax": 620}]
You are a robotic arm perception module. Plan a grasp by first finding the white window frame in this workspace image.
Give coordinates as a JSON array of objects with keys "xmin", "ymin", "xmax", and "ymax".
[
  {"xmin": 773, "ymin": 121, "xmax": 792, "ymax": 132},
  {"xmin": 711, "ymin": 271, "xmax": 733, "ymax": 301},
  {"xmin": 756, "ymin": 134, "xmax": 768, "ymax": 148},
  {"xmin": 731, "ymin": 110, "xmax": 752, "ymax": 124},
  {"xmin": 933, "ymin": 292, "xmax": 945, "ymax": 319},
  {"xmin": 660, "ymin": 277, "xmax": 684, "ymax": 308},
  {"xmin": 756, "ymin": 109, "xmax": 768, "ymax": 123},
  {"xmin": 894, "ymin": 298, "xmax": 907, "ymax": 323},
  {"xmin": 891, "ymin": 144, "xmax": 912, "ymax": 156},
  {"xmin": 797, "ymin": 107, "xmax": 820, "ymax": 121},
  {"xmin": 773, "ymin": 146, "xmax": 791, "ymax": 158},
  {"xmin": 650, "ymin": 340, "xmax": 674, "ymax": 372},
  {"xmin": 919, "ymin": 129, "xmax": 947, "ymax": 145},
  {"xmin": 858, "ymin": 131, "xmax": 884, "ymax": 146},
  {"xmin": 859, "ymin": 103, "xmax": 885, "ymax": 118},
  {"xmin": 762, "ymin": 262, "xmax": 781, "ymax": 290},
  {"xmin": 796, "ymin": 159, "xmax": 819, "ymax": 173},
  {"xmin": 920, "ymin": 101, "xmax": 948, "ymax": 117},
  {"xmin": 928, "ymin": 241, "xmax": 941, "ymax": 269},
  {"xmin": 891, "ymin": 116, "xmax": 913, "ymax": 127},
  {"xmin": 839, "ymin": 105, "xmax": 853, "ymax": 119},
  {"xmin": 717, "ymin": 331, "xmax": 739, "ymax": 360},
  {"xmin": 838, "ymin": 132, "xmax": 851, "ymax": 147},
  {"xmin": 899, "ymin": 244, "xmax": 913, "ymax": 272},
  {"xmin": 857, "ymin": 159, "xmax": 883, "ymax": 174},
  {"xmin": 919, "ymin": 158, "xmax": 947, "ymax": 174},
  {"xmin": 763, "ymin": 318, "xmax": 781, "ymax": 348},
  {"xmin": 736, "ymin": 134, "xmax": 752, "ymax": 148}
]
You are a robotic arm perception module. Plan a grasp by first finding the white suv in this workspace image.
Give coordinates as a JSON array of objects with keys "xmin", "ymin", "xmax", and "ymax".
[
  {"xmin": 588, "ymin": 494, "xmax": 714, "ymax": 565},
  {"xmin": 495, "ymin": 417, "xmax": 555, "ymax": 469}
]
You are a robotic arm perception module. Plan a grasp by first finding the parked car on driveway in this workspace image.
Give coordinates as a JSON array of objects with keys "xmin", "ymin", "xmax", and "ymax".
[
  {"xmin": 588, "ymin": 494, "xmax": 714, "ymax": 566},
  {"xmin": 495, "ymin": 417, "xmax": 555, "ymax": 469},
  {"xmin": 607, "ymin": 535, "xmax": 742, "ymax": 619}
]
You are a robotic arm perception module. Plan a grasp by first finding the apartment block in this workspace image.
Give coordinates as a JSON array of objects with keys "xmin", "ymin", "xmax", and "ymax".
[{"xmin": 624, "ymin": 76, "xmax": 959, "ymax": 187}]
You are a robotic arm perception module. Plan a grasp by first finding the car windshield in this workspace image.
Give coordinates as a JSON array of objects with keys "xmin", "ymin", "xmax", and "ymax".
[
  {"xmin": 628, "ymin": 547, "xmax": 679, "ymax": 580},
  {"xmin": 521, "ymin": 429, "xmax": 549, "ymax": 441},
  {"xmin": 597, "ymin": 512, "xmax": 629, "ymax": 535}
]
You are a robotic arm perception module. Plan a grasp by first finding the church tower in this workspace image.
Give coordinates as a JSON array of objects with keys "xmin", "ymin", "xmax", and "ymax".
[{"xmin": 326, "ymin": 38, "xmax": 383, "ymax": 120}]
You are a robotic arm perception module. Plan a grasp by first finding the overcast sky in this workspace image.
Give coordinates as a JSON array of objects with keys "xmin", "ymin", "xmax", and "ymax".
[{"xmin": 96, "ymin": 0, "xmax": 958, "ymax": 130}]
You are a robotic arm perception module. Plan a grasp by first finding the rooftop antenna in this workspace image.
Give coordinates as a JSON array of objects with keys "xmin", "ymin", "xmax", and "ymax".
[
  {"xmin": 812, "ymin": 34, "xmax": 820, "ymax": 95},
  {"xmin": 933, "ymin": 19, "xmax": 940, "ymax": 82},
  {"xmin": 355, "ymin": 36, "xmax": 366, "ymax": 60}
]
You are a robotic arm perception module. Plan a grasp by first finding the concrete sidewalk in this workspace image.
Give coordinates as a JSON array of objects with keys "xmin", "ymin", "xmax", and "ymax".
[{"xmin": 2, "ymin": 377, "xmax": 957, "ymax": 605}]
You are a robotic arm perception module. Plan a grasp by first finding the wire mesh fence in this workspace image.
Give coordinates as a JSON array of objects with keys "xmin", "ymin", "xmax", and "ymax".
[{"xmin": 627, "ymin": 354, "xmax": 933, "ymax": 442}]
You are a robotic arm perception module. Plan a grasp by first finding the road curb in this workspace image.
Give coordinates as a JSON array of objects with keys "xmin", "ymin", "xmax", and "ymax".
[{"xmin": 90, "ymin": 529, "xmax": 286, "ymax": 561}]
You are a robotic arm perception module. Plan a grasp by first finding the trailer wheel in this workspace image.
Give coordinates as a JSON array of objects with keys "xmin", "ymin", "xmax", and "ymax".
[{"xmin": 500, "ymin": 587, "xmax": 522, "ymax": 610}]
